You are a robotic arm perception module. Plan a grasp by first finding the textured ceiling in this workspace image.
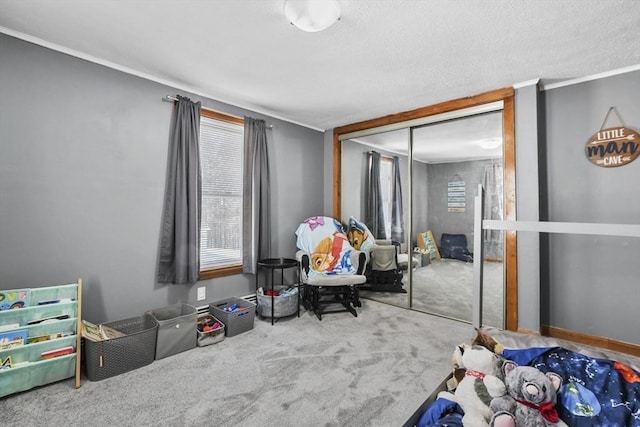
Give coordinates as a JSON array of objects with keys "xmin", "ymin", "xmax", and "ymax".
[
  {"xmin": 352, "ymin": 111, "xmax": 504, "ymax": 163},
  {"xmin": 0, "ymin": 0, "xmax": 639, "ymax": 132}
]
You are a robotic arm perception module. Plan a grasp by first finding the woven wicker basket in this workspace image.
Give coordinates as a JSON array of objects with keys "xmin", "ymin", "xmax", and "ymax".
[{"xmin": 84, "ymin": 313, "xmax": 158, "ymax": 381}]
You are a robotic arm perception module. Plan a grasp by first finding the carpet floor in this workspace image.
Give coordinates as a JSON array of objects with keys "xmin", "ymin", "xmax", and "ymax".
[
  {"xmin": 1, "ymin": 300, "xmax": 476, "ymax": 427},
  {"xmin": 361, "ymin": 259, "xmax": 504, "ymax": 328}
]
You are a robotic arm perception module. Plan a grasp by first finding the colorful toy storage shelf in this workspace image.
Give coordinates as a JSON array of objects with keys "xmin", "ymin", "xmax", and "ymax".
[{"xmin": 0, "ymin": 280, "xmax": 83, "ymax": 398}]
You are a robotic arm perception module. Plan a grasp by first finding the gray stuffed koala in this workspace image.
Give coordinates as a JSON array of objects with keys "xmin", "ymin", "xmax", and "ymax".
[{"xmin": 490, "ymin": 361, "xmax": 568, "ymax": 427}]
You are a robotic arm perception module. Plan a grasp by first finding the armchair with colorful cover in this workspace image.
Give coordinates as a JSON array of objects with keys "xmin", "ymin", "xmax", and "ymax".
[{"xmin": 295, "ymin": 216, "xmax": 367, "ymax": 320}]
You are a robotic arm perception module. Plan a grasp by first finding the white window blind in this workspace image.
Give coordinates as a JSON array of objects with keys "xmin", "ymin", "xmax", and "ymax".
[{"xmin": 199, "ymin": 116, "xmax": 243, "ymax": 270}]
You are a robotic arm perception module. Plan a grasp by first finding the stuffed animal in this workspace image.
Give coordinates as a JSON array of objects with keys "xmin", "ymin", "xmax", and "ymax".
[
  {"xmin": 438, "ymin": 344, "xmax": 509, "ymax": 427},
  {"xmin": 449, "ymin": 329, "xmax": 505, "ymax": 390},
  {"xmin": 472, "ymin": 327, "xmax": 505, "ymax": 355},
  {"xmin": 490, "ymin": 362, "xmax": 568, "ymax": 427}
]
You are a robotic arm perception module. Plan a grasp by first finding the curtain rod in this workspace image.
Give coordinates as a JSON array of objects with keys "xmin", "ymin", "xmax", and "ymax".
[
  {"xmin": 368, "ymin": 150, "xmax": 394, "ymax": 160},
  {"xmin": 163, "ymin": 95, "xmax": 273, "ymax": 129}
]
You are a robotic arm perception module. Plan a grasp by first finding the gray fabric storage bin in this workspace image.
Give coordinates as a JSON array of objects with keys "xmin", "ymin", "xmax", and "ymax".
[
  {"xmin": 209, "ymin": 297, "xmax": 256, "ymax": 337},
  {"xmin": 147, "ymin": 303, "xmax": 197, "ymax": 360},
  {"xmin": 257, "ymin": 288, "xmax": 298, "ymax": 318},
  {"xmin": 85, "ymin": 313, "xmax": 158, "ymax": 381}
]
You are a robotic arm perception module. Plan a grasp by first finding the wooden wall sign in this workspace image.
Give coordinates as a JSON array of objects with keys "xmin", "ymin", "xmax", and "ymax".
[
  {"xmin": 447, "ymin": 178, "xmax": 466, "ymax": 213},
  {"xmin": 585, "ymin": 126, "xmax": 640, "ymax": 167},
  {"xmin": 586, "ymin": 108, "xmax": 639, "ymax": 168}
]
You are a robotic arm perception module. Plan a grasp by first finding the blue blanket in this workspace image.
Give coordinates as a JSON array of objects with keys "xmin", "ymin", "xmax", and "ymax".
[
  {"xmin": 503, "ymin": 347, "xmax": 640, "ymax": 427},
  {"xmin": 418, "ymin": 347, "xmax": 640, "ymax": 427}
]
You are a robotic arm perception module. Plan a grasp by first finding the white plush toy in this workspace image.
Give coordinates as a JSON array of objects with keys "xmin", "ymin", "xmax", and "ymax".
[{"xmin": 438, "ymin": 344, "xmax": 509, "ymax": 427}]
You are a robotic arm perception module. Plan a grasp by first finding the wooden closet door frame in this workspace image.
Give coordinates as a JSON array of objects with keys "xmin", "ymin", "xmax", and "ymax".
[{"xmin": 333, "ymin": 87, "xmax": 518, "ymax": 331}]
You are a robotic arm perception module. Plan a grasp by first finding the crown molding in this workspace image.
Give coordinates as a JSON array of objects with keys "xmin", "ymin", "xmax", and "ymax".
[{"xmin": 0, "ymin": 26, "xmax": 324, "ymax": 132}]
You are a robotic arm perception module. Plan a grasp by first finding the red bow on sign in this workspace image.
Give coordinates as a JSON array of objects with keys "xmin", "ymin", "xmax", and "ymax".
[{"xmin": 515, "ymin": 399, "xmax": 559, "ymax": 423}]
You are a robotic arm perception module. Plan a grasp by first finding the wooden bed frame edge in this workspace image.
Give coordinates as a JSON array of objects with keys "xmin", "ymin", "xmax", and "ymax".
[{"xmin": 540, "ymin": 325, "xmax": 640, "ymax": 358}]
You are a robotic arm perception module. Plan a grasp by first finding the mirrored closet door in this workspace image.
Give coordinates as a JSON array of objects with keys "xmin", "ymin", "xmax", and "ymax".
[
  {"xmin": 410, "ymin": 112, "xmax": 504, "ymax": 327},
  {"xmin": 341, "ymin": 129, "xmax": 411, "ymax": 308},
  {"xmin": 334, "ymin": 88, "xmax": 516, "ymax": 330}
]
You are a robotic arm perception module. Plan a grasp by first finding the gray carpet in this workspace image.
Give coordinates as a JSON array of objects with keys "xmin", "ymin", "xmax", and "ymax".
[
  {"xmin": 361, "ymin": 259, "xmax": 504, "ymax": 328},
  {"xmin": 1, "ymin": 300, "xmax": 476, "ymax": 427}
]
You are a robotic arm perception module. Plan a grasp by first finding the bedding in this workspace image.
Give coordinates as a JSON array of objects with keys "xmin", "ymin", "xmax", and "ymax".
[{"xmin": 409, "ymin": 328, "xmax": 640, "ymax": 427}]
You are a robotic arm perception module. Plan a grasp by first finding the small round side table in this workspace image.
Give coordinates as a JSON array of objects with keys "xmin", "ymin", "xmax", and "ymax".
[{"xmin": 256, "ymin": 258, "xmax": 300, "ymax": 325}]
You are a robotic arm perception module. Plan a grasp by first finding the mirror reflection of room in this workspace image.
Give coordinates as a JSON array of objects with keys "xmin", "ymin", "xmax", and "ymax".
[
  {"xmin": 342, "ymin": 129, "xmax": 411, "ymax": 307},
  {"xmin": 341, "ymin": 111, "xmax": 505, "ymax": 328},
  {"xmin": 411, "ymin": 113, "xmax": 505, "ymax": 328}
]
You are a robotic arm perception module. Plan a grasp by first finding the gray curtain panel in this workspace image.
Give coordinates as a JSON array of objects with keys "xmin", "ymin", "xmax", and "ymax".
[
  {"xmin": 242, "ymin": 117, "xmax": 271, "ymax": 274},
  {"xmin": 365, "ymin": 151, "xmax": 386, "ymax": 239},
  {"xmin": 390, "ymin": 156, "xmax": 405, "ymax": 243},
  {"xmin": 157, "ymin": 96, "xmax": 202, "ymax": 284},
  {"xmin": 483, "ymin": 162, "xmax": 504, "ymax": 259}
]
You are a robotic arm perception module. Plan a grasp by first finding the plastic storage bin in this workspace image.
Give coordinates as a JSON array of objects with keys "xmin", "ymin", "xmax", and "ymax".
[
  {"xmin": 256, "ymin": 287, "xmax": 299, "ymax": 318},
  {"xmin": 209, "ymin": 297, "xmax": 256, "ymax": 337},
  {"xmin": 147, "ymin": 303, "xmax": 197, "ymax": 360},
  {"xmin": 84, "ymin": 313, "xmax": 158, "ymax": 381},
  {"xmin": 196, "ymin": 314, "xmax": 225, "ymax": 347}
]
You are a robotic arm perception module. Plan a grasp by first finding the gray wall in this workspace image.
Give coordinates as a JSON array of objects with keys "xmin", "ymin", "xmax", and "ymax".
[
  {"xmin": 0, "ymin": 34, "xmax": 324, "ymax": 324},
  {"xmin": 339, "ymin": 139, "xmax": 369, "ymax": 221},
  {"xmin": 426, "ymin": 159, "xmax": 496, "ymax": 250},
  {"xmin": 541, "ymin": 71, "xmax": 640, "ymax": 344},
  {"xmin": 323, "ymin": 129, "xmax": 334, "ymax": 217},
  {"xmin": 515, "ymin": 82, "xmax": 542, "ymax": 332},
  {"xmin": 411, "ymin": 160, "xmax": 429, "ymax": 249}
]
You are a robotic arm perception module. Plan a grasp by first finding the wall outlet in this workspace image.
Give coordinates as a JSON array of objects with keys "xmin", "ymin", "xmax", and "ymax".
[{"xmin": 197, "ymin": 287, "xmax": 206, "ymax": 301}]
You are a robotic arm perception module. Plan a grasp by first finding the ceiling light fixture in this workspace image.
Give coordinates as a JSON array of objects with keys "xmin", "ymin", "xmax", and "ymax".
[
  {"xmin": 478, "ymin": 138, "xmax": 502, "ymax": 150},
  {"xmin": 284, "ymin": 0, "xmax": 341, "ymax": 33}
]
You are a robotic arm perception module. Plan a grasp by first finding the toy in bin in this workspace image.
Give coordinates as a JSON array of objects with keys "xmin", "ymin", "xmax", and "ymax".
[
  {"xmin": 222, "ymin": 304, "xmax": 248, "ymax": 313},
  {"xmin": 196, "ymin": 315, "xmax": 225, "ymax": 347},
  {"xmin": 197, "ymin": 316, "xmax": 222, "ymax": 333}
]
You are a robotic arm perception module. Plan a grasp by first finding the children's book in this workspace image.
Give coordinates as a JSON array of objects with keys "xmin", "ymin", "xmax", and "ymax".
[
  {"xmin": 0, "ymin": 329, "xmax": 28, "ymax": 349},
  {"xmin": 81, "ymin": 320, "xmax": 126, "ymax": 341},
  {"xmin": 0, "ymin": 356, "xmax": 12, "ymax": 370},
  {"xmin": 27, "ymin": 314, "xmax": 70, "ymax": 325},
  {"xmin": 81, "ymin": 320, "xmax": 103, "ymax": 342},
  {"xmin": 0, "ymin": 289, "xmax": 31, "ymax": 311},
  {"xmin": 41, "ymin": 346, "xmax": 74, "ymax": 360},
  {"xmin": 100, "ymin": 325, "xmax": 125, "ymax": 339},
  {"xmin": 27, "ymin": 331, "xmax": 75, "ymax": 344}
]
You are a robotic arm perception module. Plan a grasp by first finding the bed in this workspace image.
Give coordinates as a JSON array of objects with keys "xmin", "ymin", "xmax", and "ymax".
[
  {"xmin": 403, "ymin": 187, "xmax": 640, "ymax": 426},
  {"xmin": 404, "ymin": 327, "xmax": 640, "ymax": 427}
]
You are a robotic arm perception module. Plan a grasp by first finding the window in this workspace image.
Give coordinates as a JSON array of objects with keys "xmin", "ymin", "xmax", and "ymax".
[
  {"xmin": 199, "ymin": 110, "xmax": 244, "ymax": 279},
  {"xmin": 379, "ymin": 156, "xmax": 393, "ymax": 238}
]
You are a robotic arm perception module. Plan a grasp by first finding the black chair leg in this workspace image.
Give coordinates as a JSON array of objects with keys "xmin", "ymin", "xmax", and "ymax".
[
  {"xmin": 303, "ymin": 284, "xmax": 362, "ymax": 320},
  {"xmin": 351, "ymin": 285, "xmax": 361, "ymax": 308}
]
